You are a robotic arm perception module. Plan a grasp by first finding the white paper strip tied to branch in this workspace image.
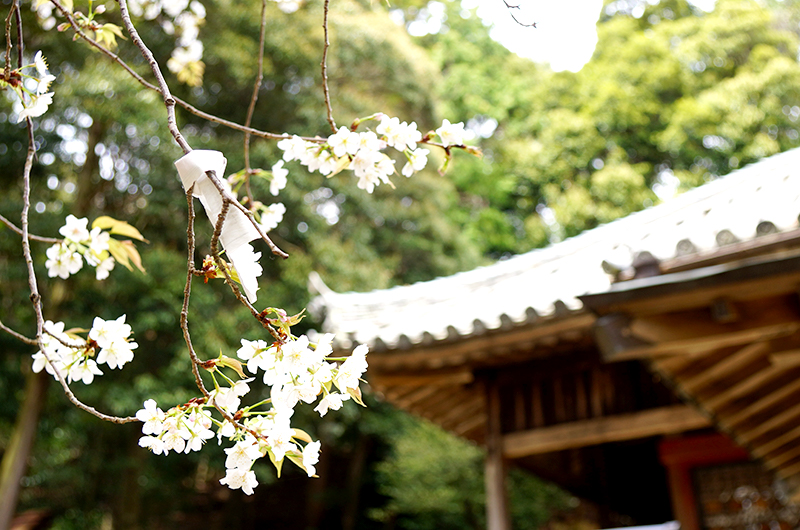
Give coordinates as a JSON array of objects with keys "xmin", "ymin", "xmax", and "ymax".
[{"xmin": 175, "ymin": 150, "xmax": 263, "ymax": 303}]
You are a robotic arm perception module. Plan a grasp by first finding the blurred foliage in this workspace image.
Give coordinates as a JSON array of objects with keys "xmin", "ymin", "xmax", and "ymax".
[{"xmin": 3, "ymin": 0, "xmax": 800, "ymax": 527}]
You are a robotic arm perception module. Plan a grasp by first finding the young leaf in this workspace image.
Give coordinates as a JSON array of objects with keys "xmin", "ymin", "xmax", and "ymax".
[
  {"xmin": 218, "ymin": 356, "xmax": 246, "ymax": 379},
  {"xmin": 93, "ymin": 216, "xmax": 149, "ymax": 242},
  {"xmin": 107, "ymin": 239, "xmax": 133, "ymax": 271},
  {"xmin": 291, "ymin": 428, "xmax": 313, "ymax": 444}
]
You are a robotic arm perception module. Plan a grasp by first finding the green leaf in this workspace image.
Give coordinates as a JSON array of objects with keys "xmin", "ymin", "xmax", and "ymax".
[
  {"xmin": 107, "ymin": 239, "xmax": 132, "ymax": 271},
  {"xmin": 218, "ymin": 355, "xmax": 246, "ymax": 379},
  {"xmin": 267, "ymin": 449, "xmax": 283, "ymax": 478},
  {"xmin": 93, "ymin": 216, "xmax": 148, "ymax": 242},
  {"xmin": 121, "ymin": 241, "xmax": 145, "ymax": 273},
  {"xmin": 291, "ymin": 428, "xmax": 313, "ymax": 444},
  {"xmin": 347, "ymin": 386, "xmax": 365, "ymax": 406}
]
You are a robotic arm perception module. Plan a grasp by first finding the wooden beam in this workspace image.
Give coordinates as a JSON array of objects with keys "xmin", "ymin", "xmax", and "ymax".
[
  {"xmin": 369, "ymin": 369, "xmax": 474, "ymax": 387},
  {"xmin": 485, "ymin": 378, "xmax": 511, "ymax": 530},
  {"xmin": 680, "ymin": 342, "xmax": 770, "ymax": 394},
  {"xmin": 721, "ymin": 376, "xmax": 800, "ymax": 427},
  {"xmin": 753, "ymin": 423, "xmax": 800, "ymax": 458},
  {"xmin": 770, "ymin": 349, "xmax": 800, "ymax": 368},
  {"xmin": 453, "ymin": 412, "xmax": 486, "ymax": 437},
  {"xmin": 735, "ymin": 400, "xmax": 800, "ymax": 443},
  {"xmin": 603, "ymin": 298, "xmax": 800, "ymax": 361},
  {"xmin": 702, "ymin": 363, "xmax": 783, "ymax": 410},
  {"xmin": 503, "ymin": 405, "xmax": 710, "ymax": 459},
  {"xmin": 582, "ymin": 260, "xmax": 800, "ymax": 317}
]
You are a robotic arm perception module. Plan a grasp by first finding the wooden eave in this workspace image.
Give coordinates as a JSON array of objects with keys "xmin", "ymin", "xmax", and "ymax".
[
  {"xmin": 580, "ymin": 249, "xmax": 800, "ymax": 496},
  {"xmin": 366, "ymin": 313, "xmax": 597, "ymax": 444}
]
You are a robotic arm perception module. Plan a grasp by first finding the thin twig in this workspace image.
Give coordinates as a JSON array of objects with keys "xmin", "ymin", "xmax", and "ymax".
[
  {"xmin": 13, "ymin": 0, "xmax": 22, "ymax": 68},
  {"xmin": 0, "ymin": 318, "xmax": 37, "ymax": 345},
  {"xmin": 17, "ymin": 66, "xmax": 136, "ymax": 425},
  {"xmin": 117, "ymin": 0, "xmax": 191, "ymax": 154},
  {"xmin": 49, "ymin": 0, "xmax": 322, "ymax": 144},
  {"xmin": 182, "ymin": 186, "xmax": 273, "ymax": 442},
  {"xmin": 208, "ymin": 196, "xmax": 282, "ymax": 342},
  {"xmin": 203, "ymin": 169, "xmax": 289, "ymax": 259},
  {"xmin": 4, "ymin": 8, "xmax": 13, "ymax": 79},
  {"xmin": 321, "ymin": 0, "xmax": 336, "ymax": 132},
  {"xmin": 501, "ymin": 0, "xmax": 536, "ymax": 27},
  {"xmin": 180, "ymin": 185, "xmax": 208, "ymax": 394},
  {"xmin": 0, "ymin": 213, "xmax": 60, "ymax": 243},
  {"xmin": 244, "ymin": 0, "xmax": 268, "ymax": 174}
]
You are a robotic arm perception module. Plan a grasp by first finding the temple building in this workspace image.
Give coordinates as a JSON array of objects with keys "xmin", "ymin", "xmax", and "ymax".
[{"xmin": 310, "ymin": 147, "xmax": 800, "ymax": 529}]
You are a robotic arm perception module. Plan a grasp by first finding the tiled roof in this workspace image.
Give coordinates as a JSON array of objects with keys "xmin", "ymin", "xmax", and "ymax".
[{"xmin": 310, "ymin": 148, "xmax": 800, "ymax": 350}]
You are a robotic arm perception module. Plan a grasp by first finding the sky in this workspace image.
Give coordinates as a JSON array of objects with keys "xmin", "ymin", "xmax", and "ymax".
[
  {"xmin": 466, "ymin": 0, "xmax": 717, "ymax": 72},
  {"xmin": 470, "ymin": 0, "xmax": 605, "ymax": 72}
]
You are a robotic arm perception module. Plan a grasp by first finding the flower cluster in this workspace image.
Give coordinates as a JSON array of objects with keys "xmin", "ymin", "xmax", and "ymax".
[
  {"xmin": 277, "ymin": 115, "xmax": 467, "ymax": 194},
  {"xmin": 137, "ymin": 399, "xmax": 215, "ymax": 455},
  {"xmin": 32, "ymin": 315, "xmax": 138, "ymax": 385},
  {"xmin": 125, "ymin": 0, "xmax": 207, "ymax": 86},
  {"xmin": 44, "ymin": 215, "xmax": 146, "ymax": 281},
  {"xmin": 3, "ymin": 50, "xmax": 56, "ymax": 122},
  {"xmin": 136, "ymin": 325, "xmax": 368, "ymax": 495},
  {"xmin": 237, "ymin": 333, "xmax": 367, "ymax": 417},
  {"xmin": 45, "ymin": 215, "xmax": 114, "ymax": 280}
]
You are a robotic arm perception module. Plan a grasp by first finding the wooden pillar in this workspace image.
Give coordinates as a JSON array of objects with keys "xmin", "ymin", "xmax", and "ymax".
[{"xmin": 485, "ymin": 376, "xmax": 511, "ymax": 530}]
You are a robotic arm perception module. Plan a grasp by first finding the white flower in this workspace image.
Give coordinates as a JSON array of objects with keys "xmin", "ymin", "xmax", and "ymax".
[
  {"xmin": 278, "ymin": 135, "xmax": 312, "ymax": 162},
  {"xmin": 259, "ymin": 202, "xmax": 286, "ymax": 233},
  {"xmin": 378, "ymin": 116, "xmax": 422, "ymax": 152},
  {"xmin": 314, "ymin": 392, "xmax": 350, "ymax": 417},
  {"xmin": 95, "ymin": 257, "xmax": 115, "ymax": 280},
  {"xmin": 136, "ymin": 399, "xmax": 166, "ymax": 435},
  {"xmin": 68, "ymin": 359, "xmax": 103, "ymax": 385},
  {"xmin": 334, "ymin": 344, "xmax": 368, "ymax": 392},
  {"xmin": 264, "ymin": 416, "xmax": 296, "ymax": 462},
  {"xmin": 33, "ymin": 50, "xmax": 48, "ymax": 76},
  {"xmin": 36, "ymin": 74, "xmax": 55, "ymax": 95},
  {"xmin": 59, "ymin": 215, "xmax": 91, "ymax": 243},
  {"xmin": 274, "ymin": 0, "xmax": 301, "ymax": 13},
  {"xmin": 89, "ymin": 315, "xmax": 132, "ymax": 349},
  {"xmin": 219, "ymin": 467, "xmax": 258, "ymax": 495},
  {"xmin": 17, "ymin": 92, "xmax": 54, "ymax": 122},
  {"xmin": 211, "ymin": 387, "xmax": 241, "ymax": 413},
  {"xmin": 232, "ymin": 377, "xmax": 255, "ymax": 397},
  {"xmin": 282, "ymin": 335, "xmax": 313, "ymax": 376},
  {"xmin": 435, "ymin": 119, "xmax": 466, "ymax": 147},
  {"xmin": 45, "ymin": 243, "xmax": 75, "ymax": 279},
  {"xmin": 88, "ymin": 227, "xmax": 111, "ymax": 254},
  {"xmin": 270, "ymin": 160, "xmax": 288, "ymax": 196},
  {"xmin": 97, "ymin": 340, "xmax": 135, "ymax": 369},
  {"xmin": 357, "ymin": 131, "xmax": 383, "ymax": 153},
  {"xmin": 139, "ymin": 436, "xmax": 165, "ymax": 455},
  {"xmin": 224, "ymin": 440, "xmax": 262, "ymax": 470},
  {"xmin": 302, "ymin": 440, "xmax": 321, "ymax": 477},
  {"xmin": 402, "ymin": 148, "xmax": 429, "ymax": 177},
  {"xmin": 162, "ymin": 429, "xmax": 187, "ymax": 454},
  {"xmin": 327, "ymin": 127, "xmax": 360, "ymax": 158}
]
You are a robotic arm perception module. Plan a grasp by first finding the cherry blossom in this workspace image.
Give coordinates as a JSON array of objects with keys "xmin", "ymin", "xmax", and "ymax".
[
  {"xmin": 270, "ymin": 160, "xmax": 288, "ymax": 196},
  {"xmin": 219, "ymin": 467, "xmax": 258, "ymax": 495},
  {"xmin": 435, "ymin": 119, "xmax": 467, "ymax": 147}
]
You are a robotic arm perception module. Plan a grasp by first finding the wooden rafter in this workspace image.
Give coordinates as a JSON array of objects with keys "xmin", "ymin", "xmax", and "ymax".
[{"xmin": 502, "ymin": 405, "xmax": 710, "ymax": 459}]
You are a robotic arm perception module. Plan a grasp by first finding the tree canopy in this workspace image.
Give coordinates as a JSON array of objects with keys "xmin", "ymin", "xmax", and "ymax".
[{"xmin": 2, "ymin": 0, "xmax": 800, "ymax": 528}]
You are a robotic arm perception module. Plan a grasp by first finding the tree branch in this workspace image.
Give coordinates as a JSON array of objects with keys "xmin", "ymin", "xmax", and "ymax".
[
  {"xmin": 0, "ymin": 213, "xmax": 60, "ymax": 243},
  {"xmin": 117, "ymin": 0, "xmax": 192, "ymax": 154},
  {"xmin": 0, "ymin": 318, "xmax": 37, "ymax": 345},
  {"xmin": 50, "ymin": 0, "xmax": 324, "ymax": 144},
  {"xmin": 321, "ymin": 0, "xmax": 336, "ymax": 133},
  {"xmin": 244, "ymin": 0, "xmax": 268, "ymax": 175}
]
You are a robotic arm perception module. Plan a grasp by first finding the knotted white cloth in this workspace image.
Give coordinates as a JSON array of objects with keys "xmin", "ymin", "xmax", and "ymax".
[{"xmin": 175, "ymin": 150, "xmax": 262, "ymax": 303}]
